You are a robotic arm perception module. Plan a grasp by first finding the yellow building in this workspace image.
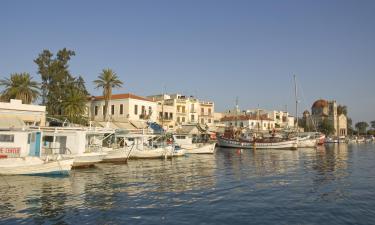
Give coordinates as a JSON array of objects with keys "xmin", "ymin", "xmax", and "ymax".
[{"xmin": 0, "ymin": 99, "xmax": 46, "ymax": 126}]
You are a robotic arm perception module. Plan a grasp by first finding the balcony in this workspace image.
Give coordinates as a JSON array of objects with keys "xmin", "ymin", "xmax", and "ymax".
[{"xmin": 158, "ymin": 116, "xmax": 173, "ymax": 121}]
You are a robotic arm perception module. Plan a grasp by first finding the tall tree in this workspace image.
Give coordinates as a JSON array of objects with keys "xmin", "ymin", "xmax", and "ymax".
[
  {"xmin": 0, "ymin": 73, "xmax": 40, "ymax": 104},
  {"xmin": 93, "ymin": 69, "xmax": 123, "ymax": 121},
  {"xmin": 337, "ymin": 105, "xmax": 348, "ymax": 116},
  {"xmin": 355, "ymin": 122, "xmax": 369, "ymax": 135},
  {"xmin": 34, "ymin": 48, "xmax": 89, "ymax": 123}
]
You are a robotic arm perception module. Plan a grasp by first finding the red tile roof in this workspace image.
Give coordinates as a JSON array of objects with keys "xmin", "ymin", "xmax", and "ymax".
[
  {"xmin": 90, "ymin": 93, "xmax": 154, "ymax": 102},
  {"xmin": 221, "ymin": 115, "xmax": 273, "ymax": 122}
]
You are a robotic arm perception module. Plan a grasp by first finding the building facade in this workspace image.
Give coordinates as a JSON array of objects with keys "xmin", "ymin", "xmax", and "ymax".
[
  {"xmin": 242, "ymin": 109, "xmax": 295, "ymax": 129},
  {"xmin": 220, "ymin": 114, "xmax": 275, "ymax": 131},
  {"xmin": 0, "ymin": 99, "xmax": 46, "ymax": 126},
  {"xmin": 306, "ymin": 99, "xmax": 347, "ymax": 136},
  {"xmin": 87, "ymin": 93, "xmax": 157, "ymax": 123},
  {"xmin": 147, "ymin": 94, "xmax": 215, "ymax": 128}
]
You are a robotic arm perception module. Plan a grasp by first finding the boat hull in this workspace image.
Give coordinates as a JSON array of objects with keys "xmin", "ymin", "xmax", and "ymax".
[
  {"xmin": 128, "ymin": 146, "xmax": 185, "ymax": 159},
  {"xmin": 297, "ymin": 137, "xmax": 317, "ymax": 148},
  {"xmin": 0, "ymin": 157, "xmax": 74, "ymax": 176},
  {"xmin": 217, "ymin": 137, "xmax": 254, "ymax": 149},
  {"xmin": 182, "ymin": 143, "xmax": 216, "ymax": 154},
  {"xmin": 102, "ymin": 149, "xmax": 129, "ymax": 162},
  {"xmin": 217, "ymin": 137, "xmax": 297, "ymax": 150},
  {"xmin": 72, "ymin": 152, "xmax": 107, "ymax": 168}
]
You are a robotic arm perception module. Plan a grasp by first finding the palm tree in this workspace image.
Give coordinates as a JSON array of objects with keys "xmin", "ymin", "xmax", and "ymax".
[
  {"xmin": 61, "ymin": 88, "xmax": 88, "ymax": 124},
  {"xmin": 93, "ymin": 69, "xmax": 123, "ymax": 121},
  {"xmin": 0, "ymin": 73, "xmax": 40, "ymax": 104}
]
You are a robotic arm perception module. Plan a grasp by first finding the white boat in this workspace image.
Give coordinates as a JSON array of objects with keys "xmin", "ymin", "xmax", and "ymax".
[
  {"xmin": 217, "ymin": 136, "xmax": 254, "ymax": 149},
  {"xmin": 37, "ymin": 127, "xmax": 108, "ymax": 168},
  {"xmin": 174, "ymin": 134, "xmax": 216, "ymax": 154},
  {"xmin": 297, "ymin": 136, "xmax": 317, "ymax": 148},
  {"xmin": 178, "ymin": 143, "xmax": 216, "ymax": 154},
  {"xmin": 127, "ymin": 145, "xmax": 185, "ymax": 159},
  {"xmin": 0, "ymin": 156, "xmax": 74, "ymax": 176},
  {"xmin": 0, "ymin": 129, "xmax": 74, "ymax": 176},
  {"xmin": 356, "ymin": 137, "xmax": 365, "ymax": 143},
  {"xmin": 217, "ymin": 136, "xmax": 297, "ymax": 150},
  {"xmin": 325, "ymin": 137, "xmax": 339, "ymax": 143},
  {"xmin": 102, "ymin": 133, "xmax": 186, "ymax": 160}
]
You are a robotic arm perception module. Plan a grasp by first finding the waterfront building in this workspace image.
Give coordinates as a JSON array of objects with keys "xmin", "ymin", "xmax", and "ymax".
[
  {"xmin": 245, "ymin": 109, "xmax": 294, "ymax": 129},
  {"xmin": 147, "ymin": 93, "xmax": 215, "ymax": 128},
  {"xmin": 305, "ymin": 99, "xmax": 347, "ymax": 136},
  {"xmin": 87, "ymin": 93, "xmax": 157, "ymax": 128},
  {"xmin": 220, "ymin": 114, "xmax": 275, "ymax": 131},
  {"xmin": 0, "ymin": 99, "xmax": 46, "ymax": 126}
]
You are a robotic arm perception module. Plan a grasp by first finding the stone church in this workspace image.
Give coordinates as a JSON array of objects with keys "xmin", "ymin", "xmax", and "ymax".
[{"xmin": 303, "ymin": 99, "xmax": 347, "ymax": 136}]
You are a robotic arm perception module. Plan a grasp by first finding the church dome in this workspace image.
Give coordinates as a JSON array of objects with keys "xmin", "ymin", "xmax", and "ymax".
[{"xmin": 312, "ymin": 99, "xmax": 328, "ymax": 108}]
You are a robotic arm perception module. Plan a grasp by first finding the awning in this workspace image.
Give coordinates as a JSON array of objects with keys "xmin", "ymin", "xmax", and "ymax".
[{"xmin": 0, "ymin": 116, "xmax": 25, "ymax": 128}]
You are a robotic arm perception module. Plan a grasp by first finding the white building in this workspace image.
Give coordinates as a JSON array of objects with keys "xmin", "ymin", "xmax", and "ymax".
[
  {"xmin": 245, "ymin": 109, "xmax": 294, "ymax": 129},
  {"xmin": 221, "ymin": 114, "xmax": 275, "ymax": 131},
  {"xmin": 87, "ymin": 93, "xmax": 157, "ymax": 123},
  {"xmin": 0, "ymin": 99, "xmax": 46, "ymax": 126},
  {"xmin": 147, "ymin": 93, "xmax": 215, "ymax": 128}
]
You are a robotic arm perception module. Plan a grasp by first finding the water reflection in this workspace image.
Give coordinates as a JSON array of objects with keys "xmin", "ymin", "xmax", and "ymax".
[
  {"xmin": 0, "ymin": 155, "xmax": 217, "ymax": 223},
  {"xmin": 1, "ymin": 144, "xmax": 375, "ymax": 225}
]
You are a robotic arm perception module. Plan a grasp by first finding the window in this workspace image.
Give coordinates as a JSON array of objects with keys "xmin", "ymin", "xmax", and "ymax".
[
  {"xmin": 134, "ymin": 105, "xmax": 138, "ymax": 115},
  {"xmin": 182, "ymin": 117, "xmax": 185, "ymax": 122},
  {"xmin": 164, "ymin": 112, "xmax": 168, "ymax": 119},
  {"xmin": 103, "ymin": 106, "xmax": 106, "ymax": 115},
  {"xmin": 177, "ymin": 106, "xmax": 181, "ymax": 112},
  {"xmin": 149, "ymin": 106, "xmax": 152, "ymax": 115},
  {"xmin": 0, "ymin": 134, "xmax": 14, "ymax": 143},
  {"xmin": 208, "ymin": 119, "xmax": 211, "ymax": 123},
  {"xmin": 159, "ymin": 112, "xmax": 163, "ymax": 119},
  {"xmin": 111, "ymin": 105, "xmax": 115, "ymax": 115},
  {"xmin": 175, "ymin": 135, "xmax": 186, "ymax": 139},
  {"xmin": 201, "ymin": 118, "xmax": 204, "ymax": 124},
  {"xmin": 182, "ymin": 106, "xmax": 186, "ymax": 113},
  {"xmin": 208, "ymin": 108, "xmax": 212, "ymax": 115},
  {"xmin": 177, "ymin": 117, "xmax": 180, "ymax": 122},
  {"xmin": 142, "ymin": 106, "xmax": 146, "ymax": 115},
  {"xmin": 191, "ymin": 115, "xmax": 195, "ymax": 121},
  {"xmin": 120, "ymin": 104, "xmax": 123, "ymax": 115},
  {"xmin": 201, "ymin": 108, "xmax": 204, "ymax": 114},
  {"xmin": 94, "ymin": 106, "xmax": 98, "ymax": 116},
  {"xmin": 169, "ymin": 113, "xmax": 173, "ymax": 119}
]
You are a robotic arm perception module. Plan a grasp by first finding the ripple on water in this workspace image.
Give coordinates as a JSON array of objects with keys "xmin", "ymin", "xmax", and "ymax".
[{"xmin": 1, "ymin": 144, "xmax": 375, "ymax": 224}]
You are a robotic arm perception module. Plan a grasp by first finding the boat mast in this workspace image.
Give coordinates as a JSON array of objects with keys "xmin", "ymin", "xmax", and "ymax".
[{"xmin": 294, "ymin": 75, "xmax": 298, "ymax": 133}]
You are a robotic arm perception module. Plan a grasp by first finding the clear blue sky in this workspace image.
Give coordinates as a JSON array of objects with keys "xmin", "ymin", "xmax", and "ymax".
[{"xmin": 1, "ymin": 0, "xmax": 374, "ymax": 123}]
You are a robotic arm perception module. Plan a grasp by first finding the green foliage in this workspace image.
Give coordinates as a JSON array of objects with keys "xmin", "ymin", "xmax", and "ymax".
[
  {"xmin": 319, "ymin": 118, "xmax": 335, "ymax": 136},
  {"xmin": 93, "ymin": 69, "xmax": 123, "ymax": 121},
  {"xmin": 355, "ymin": 121, "xmax": 369, "ymax": 135},
  {"xmin": 0, "ymin": 73, "xmax": 40, "ymax": 104},
  {"xmin": 62, "ymin": 88, "xmax": 88, "ymax": 124},
  {"xmin": 34, "ymin": 48, "xmax": 89, "ymax": 124},
  {"xmin": 371, "ymin": 120, "xmax": 375, "ymax": 129},
  {"xmin": 337, "ymin": 105, "xmax": 348, "ymax": 116}
]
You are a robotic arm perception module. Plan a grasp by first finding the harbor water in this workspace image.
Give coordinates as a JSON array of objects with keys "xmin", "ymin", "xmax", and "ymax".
[{"xmin": 1, "ymin": 143, "xmax": 375, "ymax": 225}]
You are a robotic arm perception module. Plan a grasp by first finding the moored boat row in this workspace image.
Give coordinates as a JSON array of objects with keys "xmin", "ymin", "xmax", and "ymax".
[{"xmin": 0, "ymin": 126, "xmax": 216, "ymax": 176}]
